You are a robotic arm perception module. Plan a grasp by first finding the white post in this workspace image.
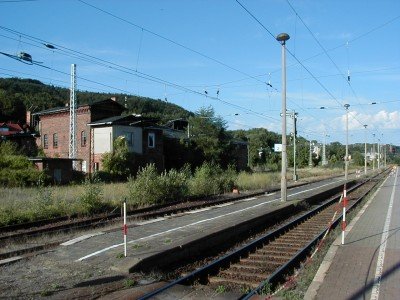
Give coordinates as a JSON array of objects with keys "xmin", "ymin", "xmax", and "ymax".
[
  {"xmin": 123, "ymin": 200, "xmax": 127, "ymax": 257},
  {"xmin": 342, "ymin": 104, "xmax": 350, "ymax": 245},
  {"xmin": 364, "ymin": 125, "xmax": 367, "ymax": 175},
  {"xmin": 342, "ymin": 189, "xmax": 347, "ymax": 245},
  {"xmin": 276, "ymin": 33, "xmax": 290, "ymax": 202}
]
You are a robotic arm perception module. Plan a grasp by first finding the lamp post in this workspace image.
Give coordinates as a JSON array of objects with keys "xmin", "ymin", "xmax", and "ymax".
[
  {"xmin": 322, "ymin": 132, "xmax": 329, "ymax": 166},
  {"xmin": 372, "ymin": 133, "xmax": 375, "ymax": 170},
  {"xmin": 344, "ymin": 104, "xmax": 350, "ymax": 182},
  {"xmin": 363, "ymin": 124, "xmax": 368, "ymax": 175},
  {"xmin": 277, "ymin": 32, "xmax": 290, "ymax": 202},
  {"xmin": 342, "ymin": 103, "xmax": 350, "ymax": 245},
  {"xmin": 292, "ymin": 111, "xmax": 298, "ymax": 181},
  {"xmin": 378, "ymin": 139, "xmax": 381, "ymax": 168}
]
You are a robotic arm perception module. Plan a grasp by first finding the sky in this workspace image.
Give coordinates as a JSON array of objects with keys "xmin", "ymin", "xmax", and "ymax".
[{"xmin": 0, "ymin": 0, "xmax": 399, "ymax": 146}]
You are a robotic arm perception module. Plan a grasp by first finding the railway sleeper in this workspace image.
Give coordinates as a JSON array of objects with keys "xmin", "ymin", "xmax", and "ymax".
[
  {"xmin": 269, "ymin": 240, "xmax": 304, "ymax": 247},
  {"xmin": 304, "ymin": 220, "xmax": 332, "ymax": 227},
  {"xmin": 208, "ymin": 277, "xmax": 259, "ymax": 290},
  {"xmin": 250, "ymin": 253, "xmax": 291, "ymax": 264},
  {"xmin": 287, "ymin": 226, "xmax": 321, "ymax": 233},
  {"xmin": 283, "ymin": 232, "xmax": 316, "ymax": 239},
  {"xmin": 239, "ymin": 258, "xmax": 282, "ymax": 270},
  {"xmin": 270, "ymin": 240, "xmax": 307, "ymax": 248},
  {"xmin": 289, "ymin": 227, "xmax": 322, "ymax": 234},
  {"xmin": 256, "ymin": 248, "xmax": 298, "ymax": 257},
  {"xmin": 263, "ymin": 246, "xmax": 302, "ymax": 254},
  {"xmin": 218, "ymin": 269, "xmax": 269, "ymax": 284},
  {"xmin": 228, "ymin": 263, "xmax": 274, "ymax": 276}
]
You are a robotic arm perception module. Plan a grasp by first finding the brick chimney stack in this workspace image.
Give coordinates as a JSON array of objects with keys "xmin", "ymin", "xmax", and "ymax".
[{"xmin": 26, "ymin": 111, "xmax": 31, "ymax": 127}]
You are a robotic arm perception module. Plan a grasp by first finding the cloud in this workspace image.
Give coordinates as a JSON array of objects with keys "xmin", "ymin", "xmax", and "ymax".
[{"xmin": 335, "ymin": 109, "xmax": 400, "ymax": 130}]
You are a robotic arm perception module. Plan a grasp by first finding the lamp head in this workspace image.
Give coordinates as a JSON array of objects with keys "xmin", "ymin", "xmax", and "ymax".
[{"xmin": 276, "ymin": 33, "xmax": 290, "ymax": 44}]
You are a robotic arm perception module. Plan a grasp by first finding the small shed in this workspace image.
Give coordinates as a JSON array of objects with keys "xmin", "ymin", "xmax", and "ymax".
[{"xmin": 29, "ymin": 158, "xmax": 80, "ymax": 184}]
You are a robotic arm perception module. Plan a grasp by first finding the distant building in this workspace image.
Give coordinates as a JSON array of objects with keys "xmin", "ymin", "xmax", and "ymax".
[
  {"xmin": 32, "ymin": 98, "xmax": 164, "ymax": 174},
  {"xmin": 88, "ymin": 114, "xmax": 164, "ymax": 172}
]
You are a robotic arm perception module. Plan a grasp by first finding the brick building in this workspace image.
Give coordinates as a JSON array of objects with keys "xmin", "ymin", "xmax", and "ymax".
[{"xmin": 32, "ymin": 98, "xmax": 164, "ymax": 174}]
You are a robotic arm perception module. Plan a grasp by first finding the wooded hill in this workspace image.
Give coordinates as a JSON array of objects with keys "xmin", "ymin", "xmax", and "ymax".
[{"xmin": 0, "ymin": 77, "xmax": 193, "ymax": 124}]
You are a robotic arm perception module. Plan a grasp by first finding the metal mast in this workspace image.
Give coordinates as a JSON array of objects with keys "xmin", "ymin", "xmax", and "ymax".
[{"xmin": 69, "ymin": 64, "xmax": 77, "ymax": 166}]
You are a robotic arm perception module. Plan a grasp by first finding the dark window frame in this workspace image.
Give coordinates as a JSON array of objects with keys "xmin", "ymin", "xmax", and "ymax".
[
  {"xmin": 81, "ymin": 130, "xmax": 87, "ymax": 147},
  {"xmin": 43, "ymin": 134, "xmax": 48, "ymax": 149},
  {"xmin": 53, "ymin": 133, "xmax": 58, "ymax": 148},
  {"xmin": 148, "ymin": 132, "xmax": 155, "ymax": 148}
]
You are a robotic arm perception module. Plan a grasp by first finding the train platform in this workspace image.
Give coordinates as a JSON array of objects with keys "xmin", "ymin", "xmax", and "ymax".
[
  {"xmin": 0, "ymin": 174, "xmax": 355, "ymax": 299},
  {"xmin": 306, "ymin": 167, "xmax": 399, "ymax": 300}
]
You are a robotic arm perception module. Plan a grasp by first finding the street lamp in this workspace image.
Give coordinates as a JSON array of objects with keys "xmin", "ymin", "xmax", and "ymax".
[
  {"xmin": 344, "ymin": 104, "xmax": 350, "ymax": 183},
  {"xmin": 309, "ymin": 139, "xmax": 314, "ymax": 168},
  {"xmin": 322, "ymin": 132, "xmax": 329, "ymax": 166},
  {"xmin": 342, "ymin": 103, "xmax": 350, "ymax": 245},
  {"xmin": 276, "ymin": 32, "xmax": 290, "ymax": 202},
  {"xmin": 363, "ymin": 124, "xmax": 367, "ymax": 175},
  {"xmin": 372, "ymin": 133, "xmax": 376, "ymax": 170},
  {"xmin": 378, "ymin": 138, "xmax": 381, "ymax": 169}
]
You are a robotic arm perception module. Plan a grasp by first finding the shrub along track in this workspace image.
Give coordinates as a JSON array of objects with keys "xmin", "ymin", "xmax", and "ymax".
[
  {"xmin": 138, "ymin": 171, "xmax": 387, "ymax": 300},
  {"xmin": 0, "ymin": 177, "xmax": 323, "ymax": 261}
]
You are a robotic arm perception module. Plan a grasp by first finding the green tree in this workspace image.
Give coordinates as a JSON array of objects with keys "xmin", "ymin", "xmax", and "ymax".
[
  {"xmin": 0, "ymin": 141, "xmax": 47, "ymax": 187},
  {"xmin": 101, "ymin": 136, "xmax": 134, "ymax": 179},
  {"xmin": 188, "ymin": 106, "xmax": 228, "ymax": 164},
  {"xmin": 351, "ymin": 151, "xmax": 364, "ymax": 166}
]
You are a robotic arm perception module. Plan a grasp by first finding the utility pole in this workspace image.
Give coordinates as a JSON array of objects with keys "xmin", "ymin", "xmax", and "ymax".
[
  {"xmin": 378, "ymin": 138, "xmax": 381, "ymax": 169},
  {"xmin": 372, "ymin": 134, "xmax": 375, "ymax": 170},
  {"xmin": 363, "ymin": 124, "xmax": 368, "ymax": 175},
  {"xmin": 292, "ymin": 111, "xmax": 298, "ymax": 181},
  {"xmin": 342, "ymin": 103, "xmax": 350, "ymax": 245},
  {"xmin": 277, "ymin": 33, "xmax": 290, "ymax": 202},
  {"xmin": 322, "ymin": 132, "xmax": 329, "ymax": 166},
  {"xmin": 309, "ymin": 139, "xmax": 313, "ymax": 168},
  {"xmin": 284, "ymin": 110, "xmax": 298, "ymax": 179},
  {"xmin": 344, "ymin": 104, "xmax": 350, "ymax": 182},
  {"xmin": 69, "ymin": 64, "xmax": 77, "ymax": 169}
]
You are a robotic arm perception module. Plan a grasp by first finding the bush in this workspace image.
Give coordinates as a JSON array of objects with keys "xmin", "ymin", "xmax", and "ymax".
[
  {"xmin": 189, "ymin": 162, "xmax": 237, "ymax": 196},
  {"xmin": 127, "ymin": 164, "xmax": 190, "ymax": 207},
  {"xmin": 0, "ymin": 142, "xmax": 47, "ymax": 187},
  {"xmin": 79, "ymin": 178, "xmax": 104, "ymax": 215}
]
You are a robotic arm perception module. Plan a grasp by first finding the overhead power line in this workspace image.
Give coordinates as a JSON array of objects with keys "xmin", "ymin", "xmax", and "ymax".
[
  {"xmin": 235, "ymin": 0, "xmax": 385, "ymax": 139},
  {"xmin": 0, "ymin": 26, "xmax": 282, "ymax": 124},
  {"xmin": 77, "ymin": 0, "xmax": 268, "ymax": 87}
]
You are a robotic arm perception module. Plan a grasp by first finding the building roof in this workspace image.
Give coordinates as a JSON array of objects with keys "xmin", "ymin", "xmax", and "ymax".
[
  {"xmin": 0, "ymin": 122, "xmax": 24, "ymax": 136},
  {"xmin": 32, "ymin": 98, "xmax": 125, "ymax": 116},
  {"xmin": 88, "ymin": 114, "xmax": 159, "ymax": 127}
]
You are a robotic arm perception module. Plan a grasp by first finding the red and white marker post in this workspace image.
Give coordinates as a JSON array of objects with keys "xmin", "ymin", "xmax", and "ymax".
[
  {"xmin": 123, "ymin": 200, "xmax": 127, "ymax": 257},
  {"xmin": 341, "ymin": 187, "xmax": 348, "ymax": 245}
]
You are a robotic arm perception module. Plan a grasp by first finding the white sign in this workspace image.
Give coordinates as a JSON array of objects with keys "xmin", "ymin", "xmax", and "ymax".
[{"xmin": 274, "ymin": 144, "xmax": 282, "ymax": 152}]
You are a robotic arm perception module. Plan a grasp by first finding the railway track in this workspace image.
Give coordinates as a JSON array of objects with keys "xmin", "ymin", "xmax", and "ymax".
[{"xmin": 139, "ymin": 171, "xmax": 386, "ymax": 299}]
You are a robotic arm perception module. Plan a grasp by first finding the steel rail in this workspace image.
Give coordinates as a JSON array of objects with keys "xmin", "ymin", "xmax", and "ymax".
[
  {"xmin": 242, "ymin": 172, "xmax": 385, "ymax": 298},
  {"xmin": 139, "ymin": 171, "xmax": 385, "ymax": 300}
]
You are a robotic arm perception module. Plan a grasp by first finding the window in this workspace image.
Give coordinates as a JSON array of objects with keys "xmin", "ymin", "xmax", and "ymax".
[
  {"xmin": 124, "ymin": 132, "xmax": 133, "ymax": 146},
  {"xmin": 43, "ymin": 134, "xmax": 48, "ymax": 149},
  {"xmin": 148, "ymin": 132, "xmax": 155, "ymax": 148},
  {"xmin": 53, "ymin": 133, "xmax": 58, "ymax": 148},
  {"xmin": 94, "ymin": 162, "xmax": 100, "ymax": 171},
  {"xmin": 81, "ymin": 131, "xmax": 87, "ymax": 147}
]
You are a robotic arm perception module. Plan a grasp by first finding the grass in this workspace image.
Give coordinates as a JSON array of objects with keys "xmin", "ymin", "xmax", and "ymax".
[{"xmin": 0, "ymin": 166, "xmax": 345, "ymax": 227}]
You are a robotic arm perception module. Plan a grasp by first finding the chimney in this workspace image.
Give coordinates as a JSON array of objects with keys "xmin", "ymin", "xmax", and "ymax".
[
  {"xmin": 26, "ymin": 111, "xmax": 31, "ymax": 127},
  {"xmin": 111, "ymin": 96, "xmax": 117, "ymax": 102}
]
